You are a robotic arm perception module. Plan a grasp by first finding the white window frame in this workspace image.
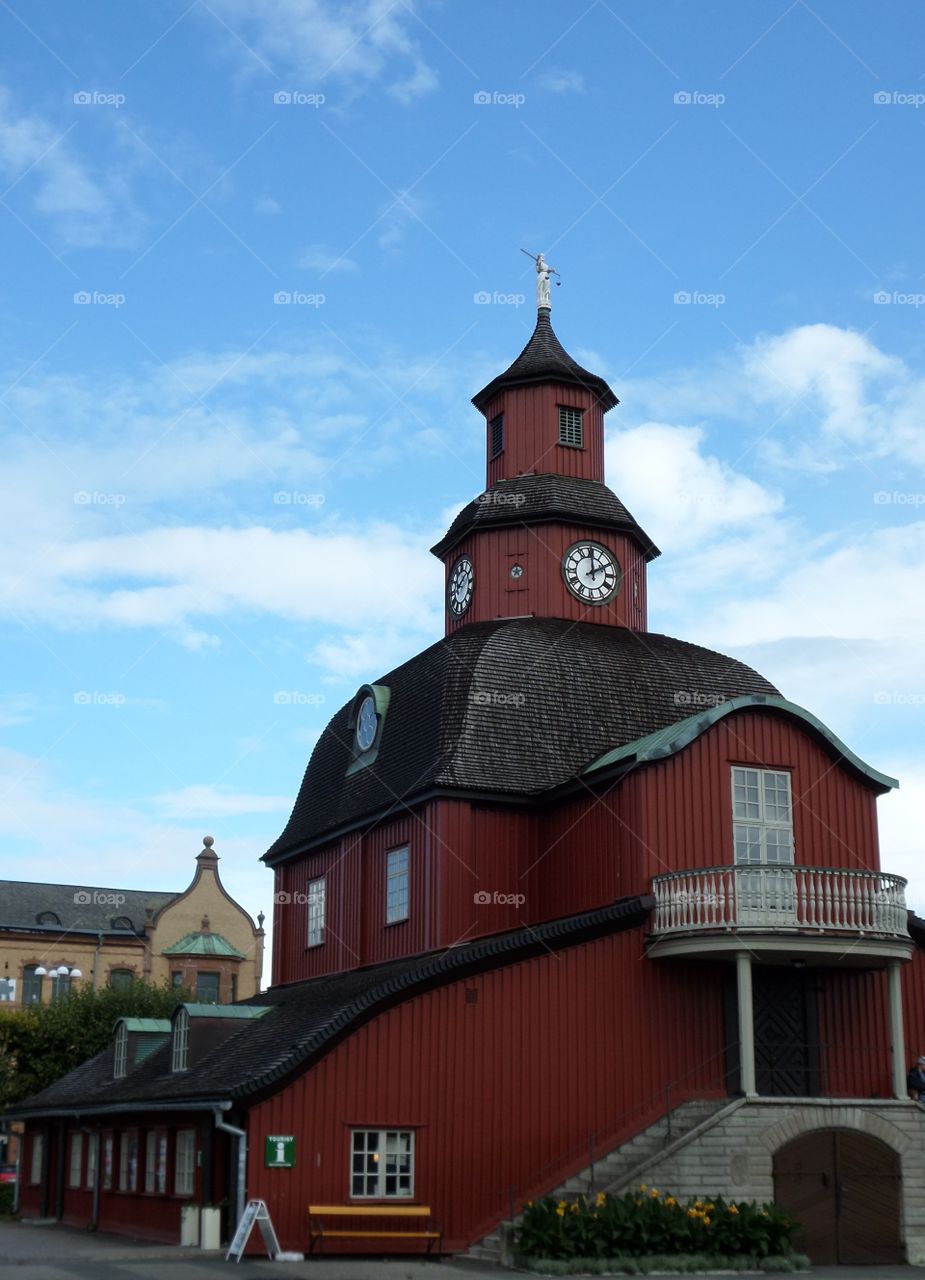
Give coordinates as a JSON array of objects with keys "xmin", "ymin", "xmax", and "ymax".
[
  {"xmin": 386, "ymin": 847, "xmax": 410, "ymax": 924},
  {"xmin": 350, "ymin": 1129, "xmax": 415, "ymax": 1199},
  {"xmin": 175, "ymin": 1129, "xmax": 196, "ymax": 1197},
  {"xmin": 732, "ymin": 767, "xmax": 794, "ymax": 865},
  {"xmin": 68, "ymin": 1132, "xmax": 83, "ymax": 1189},
  {"xmin": 144, "ymin": 1129, "xmax": 167, "ymax": 1194},
  {"xmin": 30, "ymin": 1134, "xmax": 44, "ymax": 1185},
  {"xmin": 22, "ymin": 965, "xmax": 42, "ymax": 1006},
  {"xmin": 171, "ymin": 1008, "xmax": 189, "ymax": 1073},
  {"xmin": 114, "ymin": 1022, "xmax": 128, "ymax": 1078},
  {"xmin": 85, "ymin": 1132, "xmax": 98, "ymax": 1190},
  {"xmin": 558, "ymin": 405, "xmax": 583, "ymax": 448},
  {"xmin": 307, "ymin": 876, "xmax": 326, "ymax": 947}
]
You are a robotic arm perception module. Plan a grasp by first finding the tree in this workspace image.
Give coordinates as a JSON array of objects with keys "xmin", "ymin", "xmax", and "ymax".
[{"xmin": 0, "ymin": 980, "xmax": 190, "ymax": 1109}]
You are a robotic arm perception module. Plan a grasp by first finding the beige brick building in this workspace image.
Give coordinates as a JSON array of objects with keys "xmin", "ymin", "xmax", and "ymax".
[{"xmin": 0, "ymin": 837, "xmax": 264, "ymax": 1008}]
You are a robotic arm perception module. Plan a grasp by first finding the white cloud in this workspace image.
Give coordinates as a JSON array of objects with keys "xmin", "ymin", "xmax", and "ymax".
[
  {"xmin": 299, "ymin": 243, "xmax": 359, "ymax": 273},
  {"xmin": 877, "ymin": 766, "xmax": 925, "ymax": 914},
  {"xmin": 154, "ymin": 785, "xmax": 292, "ymax": 818},
  {"xmin": 309, "ymin": 627, "xmax": 434, "ymax": 682},
  {"xmin": 206, "ymin": 0, "xmax": 437, "ymax": 100},
  {"xmin": 0, "ymin": 86, "xmax": 142, "ymax": 248},
  {"xmin": 536, "ymin": 69, "xmax": 585, "ymax": 94},
  {"xmin": 0, "ymin": 695, "xmax": 35, "ymax": 728},
  {"xmin": 255, "ymin": 195, "xmax": 281, "ymax": 214}
]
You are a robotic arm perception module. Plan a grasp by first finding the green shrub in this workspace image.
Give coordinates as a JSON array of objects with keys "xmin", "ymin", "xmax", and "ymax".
[
  {"xmin": 516, "ymin": 1187, "xmax": 800, "ymax": 1262},
  {"xmin": 522, "ymin": 1252, "xmax": 808, "ymax": 1276},
  {"xmin": 0, "ymin": 1183, "xmax": 15, "ymax": 1217}
]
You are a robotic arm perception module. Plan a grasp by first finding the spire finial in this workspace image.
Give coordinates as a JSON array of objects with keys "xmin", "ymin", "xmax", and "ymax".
[{"xmin": 520, "ymin": 248, "xmax": 560, "ymax": 311}]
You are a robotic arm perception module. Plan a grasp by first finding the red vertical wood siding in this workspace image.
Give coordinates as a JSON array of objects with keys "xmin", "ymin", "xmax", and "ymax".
[
  {"xmin": 483, "ymin": 385, "xmax": 605, "ymax": 487},
  {"xmin": 443, "ymin": 524, "xmax": 647, "ymax": 633},
  {"xmin": 247, "ymin": 926, "xmax": 728, "ymax": 1254}
]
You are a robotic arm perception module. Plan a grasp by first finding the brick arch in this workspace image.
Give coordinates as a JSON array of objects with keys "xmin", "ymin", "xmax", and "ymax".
[{"xmin": 760, "ymin": 1107, "xmax": 917, "ymax": 1160}]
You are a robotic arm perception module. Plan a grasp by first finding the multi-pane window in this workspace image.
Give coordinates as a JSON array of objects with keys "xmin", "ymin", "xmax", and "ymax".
[
  {"xmin": 145, "ymin": 1131, "xmax": 167, "ymax": 1194},
  {"xmin": 196, "ymin": 972, "xmax": 220, "ymax": 1004},
  {"xmin": 50, "ymin": 973, "xmax": 70, "ymax": 1003},
  {"xmin": 386, "ymin": 847, "xmax": 409, "ymax": 924},
  {"xmin": 351, "ymin": 1129, "xmax": 414, "ymax": 1198},
  {"xmin": 732, "ymin": 768, "xmax": 794, "ymax": 864},
  {"xmin": 171, "ymin": 1008, "xmax": 189, "ymax": 1073},
  {"xmin": 114, "ymin": 1023, "xmax": 128, "ymax": 1079},
  {"xmin": 21, "ymin": 966, "xmax": 41, "ymax": 1006},
  {"xmin": 175, "ymin": 1130, "xmax": 196, "ymax": 1196},
  {"xmin": 102, "ymin": 1134, "xmax": 114, "ymax": 1190},
  {"xmin": 0, "ymin": 978, "xmax": 15, "ymax": 1002},
  {"xmin": 109, "ymin": 968, "xmax": 133, "ymax": 991},
  {"xmin": 558, "ymin": 405, "xmax": 583, "ymax": 447},
  {"xmin": 307, "ymin": 876, "xmax": 326, "ymax": 947},
  {"xmin": 86, "ymin": 1133, "xmax": 98, "ymax": 1190},
  {"xmin": 68, "ymin": 1133, "xmax": 83, "ymax": 1188},
  {"xmin": 489, "ymin": 413, "xmax": 504, "ymax": 458},
  {"xmin": 118, "ymin": 1131, "xmax": 138, "ymax": 1192},
  {"xmin": 30, "ymin": 1134, "xmax": 44, "ymax": 1185}
]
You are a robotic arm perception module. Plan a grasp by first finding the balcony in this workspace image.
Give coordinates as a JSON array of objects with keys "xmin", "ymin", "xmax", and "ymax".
[{"xmin": 648, "ymin": 865, "xmax": 912, "ymax": 966}]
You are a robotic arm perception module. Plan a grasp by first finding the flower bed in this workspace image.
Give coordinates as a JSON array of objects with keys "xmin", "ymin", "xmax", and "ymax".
[{"xmin": 516, "ymin": 1187, "xmax": 801, "ymax": 1268}]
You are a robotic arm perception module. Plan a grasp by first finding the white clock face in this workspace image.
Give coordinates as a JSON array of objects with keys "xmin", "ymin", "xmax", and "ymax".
[
  {"xmin": 562, "ymin": 541, "xmax": 620, "ymax": 605},
  {"xmin": 356, "ymin": 695, "xmax": 378, "ymax": 751},
  {"xmin": 448, "ymin": 556, "xmax": 474, "ymax": 616}
]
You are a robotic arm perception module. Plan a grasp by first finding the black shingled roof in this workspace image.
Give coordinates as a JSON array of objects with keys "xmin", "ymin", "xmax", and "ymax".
[
  {"xmin": 264, "ymin": 617, "xmax": 779, "ymax": 862},
  {"xmin": 430, "ymin": 474, "xmax": 660, "ymax": 561},
  {"xmin": 472, "ymin": 309, "xmax": 618, "ymax": 413},
  {"xmin": 6, "ymin": 895, "xmax": 652, "ymax": 1117},
  {"xmin": 0, "ymin": 881, "xmax": 176, "ymax": 936}
]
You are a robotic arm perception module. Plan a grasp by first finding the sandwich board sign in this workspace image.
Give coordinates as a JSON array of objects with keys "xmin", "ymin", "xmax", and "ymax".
[
  {"xmin": 265, "ymin": 1135, "xmax": 296, "ymax": 1167},
  {"xmin": 226, "ymin": 1199, "xmax": 280, "ymax": 1262}
]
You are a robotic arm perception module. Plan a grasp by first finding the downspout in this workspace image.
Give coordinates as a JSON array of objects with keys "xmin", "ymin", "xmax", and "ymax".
[{"xmin": 213, "ymin": 1111, "xmax": 246, "ymax": 1231}]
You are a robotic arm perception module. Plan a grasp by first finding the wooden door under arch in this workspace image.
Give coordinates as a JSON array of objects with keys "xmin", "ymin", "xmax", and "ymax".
[{"xmin": 773, "ymin": 1129, "xmax": 903, "ymax": 1264}]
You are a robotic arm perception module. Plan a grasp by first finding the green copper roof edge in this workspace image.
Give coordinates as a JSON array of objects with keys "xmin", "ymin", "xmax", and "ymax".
[
  {"xmin": 162, "ymin": 931, "xmax": 246, "ymax": 958},
  {"xmin": 181, "ymin": 1003, "xmax": 272, "ymax": 1019},
  {"xmin": 112, "ymin": 1018, "xmax": 172, "ymax": 1033},
  {"xmin": 584, "ymin": 694, "xmax": 899, "ymax": 791}
]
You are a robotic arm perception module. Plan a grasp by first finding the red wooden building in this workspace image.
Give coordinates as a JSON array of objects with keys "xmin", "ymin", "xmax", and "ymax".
[{"xmin": 8, "ymin": 300, "xmax": 925, "ymax": 1265}]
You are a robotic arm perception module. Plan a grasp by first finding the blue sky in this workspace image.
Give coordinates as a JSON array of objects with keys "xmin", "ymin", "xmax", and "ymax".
[{"xmin": 2, "ymin": 0, "xmax": 924, "ymax": 966}]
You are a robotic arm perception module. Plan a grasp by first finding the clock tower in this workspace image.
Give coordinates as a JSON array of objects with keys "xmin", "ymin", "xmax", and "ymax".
[{"xmin": 432, "ymin": 294, "xmax": 659, "ymax": 634}]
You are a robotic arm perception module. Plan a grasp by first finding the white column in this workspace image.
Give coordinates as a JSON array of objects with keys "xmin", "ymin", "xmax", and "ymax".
[
  {"xmin": 736, "ymin": 951, "xmax": 757, "ymax": 1097},
  {"xmin": 888, "ymin": 961, "xmax": 907, "ymax": 1100}
]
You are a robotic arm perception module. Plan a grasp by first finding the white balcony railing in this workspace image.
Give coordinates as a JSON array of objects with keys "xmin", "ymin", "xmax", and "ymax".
[{"xmin": 651, "ymin": 865, "xmax": 909, "ymax": 938}]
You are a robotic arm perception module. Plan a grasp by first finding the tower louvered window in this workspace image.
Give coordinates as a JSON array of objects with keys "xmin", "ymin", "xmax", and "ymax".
[
  {"xmin": 558, "ymin": 405, "xmax": 583, "ymax": 447},
  {"xmin": 489, "ymin": 413, "xmax": 504, "ymax": 458}
]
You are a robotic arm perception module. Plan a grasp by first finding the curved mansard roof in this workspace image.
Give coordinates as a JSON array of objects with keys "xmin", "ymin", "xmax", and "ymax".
[
  {"xmin": 264, "ymin": 617, "xmax": 779, "ymax": 862},
  {"xmin": 472, "ymin": 309, "xmax": 618, "ymax": 412},
  {"xmin": 430, "ymin": 474, "xmax": 660, "ymax": 561}
]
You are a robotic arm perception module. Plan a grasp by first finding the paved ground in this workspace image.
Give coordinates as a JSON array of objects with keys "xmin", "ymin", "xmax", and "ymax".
[{"xmin": 1, "ymin": 1224, "xmax": 923, "ymax": 1279}]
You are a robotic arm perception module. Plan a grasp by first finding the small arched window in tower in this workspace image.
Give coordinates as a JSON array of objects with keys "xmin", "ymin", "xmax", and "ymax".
[
  {"xmin": 111, "ymin": 916, "xmax": 134, "ymax": 931},
  {"xmin": 558, "ymin": 405, "xmax": 584, "ymax": 448},
  {"xmin": 36, "ymin": 911, "xmax": 61, "ymax": 926},
  {"xmin": 172, "ymin": 1007, "xmax": 190, "ymax": 1073},
  {"xmin": 489, "ymin": 413, "xmax": 504, "ymax": 459},
  {"xmin": 114, "ymin": 1022, "xmax": 128, "ymax": 1078}
]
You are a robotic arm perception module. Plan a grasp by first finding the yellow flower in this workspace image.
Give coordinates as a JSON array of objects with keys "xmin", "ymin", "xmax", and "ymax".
[
  {"xmin": 595, "ymin": 1192, "xmax": 606, "ymax": 1208},
  {"xmin": 728, "ymin": 1205, "xmax": 739, "ymax": 1215},
  {"xmin": 639, "ymin": 1184, "xmax": 648, "ymax": 1192},
  {"xmin": 705, "ymin": 1203, "xmax": 715, "ymax": 1212},
  {"xmin": 570, "ymin": 1203, "xmax": 580, "ymax": 1215},
  {"xmin": 703, "ymin": 1217, "xmax": 712, "ymax": 1227},
  {"xmin": 556, "ymin": 1206, "xmax": 565, "ymax": 1218},
  {"xmin": 665, "ymin": 1196, "xmax": 677, "ymax": 1208},
  {"xmin": 687, "ymin": 1209, "xmax": 697, "ymax": 1219},
  {"xmin": 650, "ymin": 1189, "xmax": 660, "ymax": 1199},
  {"xmin": 557, "ymin": 1201, "xmax": 567, "ymax": 1210}
]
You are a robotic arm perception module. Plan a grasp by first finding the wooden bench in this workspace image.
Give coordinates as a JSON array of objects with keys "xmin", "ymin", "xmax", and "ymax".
[{"xmin": 308, "ymin": 1204, "xmax": 442, "ymax": 1254}]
